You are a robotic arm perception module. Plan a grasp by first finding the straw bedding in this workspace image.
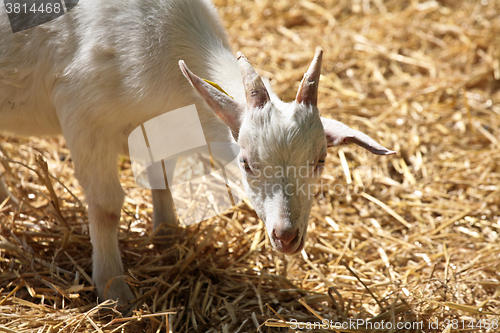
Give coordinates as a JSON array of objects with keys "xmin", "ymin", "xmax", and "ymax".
[{"xmin": 0, "ymin": 0, "xmax": 499, "ymax": 332}]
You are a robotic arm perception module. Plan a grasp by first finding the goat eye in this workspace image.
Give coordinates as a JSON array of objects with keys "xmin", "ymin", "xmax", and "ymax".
[
  {"xmin": 240, "ymin": 158, "xmax": 251, "ymax": 171},
  {"xmin": 316, "ymin": 159, "xmax": 325, "ymax": 169}
]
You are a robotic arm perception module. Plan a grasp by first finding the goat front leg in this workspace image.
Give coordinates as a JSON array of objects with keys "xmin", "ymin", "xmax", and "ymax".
[
  {"xmin": 151, "ymin": 188, "xmax": 178, "ymax": 231},
  {"xmin": 149, "ymin": 158, "xmax": 179, "ymax": 232},
  {"xmin": 68, "ymin": 136, "xmax": 134, "ymax": 304}
]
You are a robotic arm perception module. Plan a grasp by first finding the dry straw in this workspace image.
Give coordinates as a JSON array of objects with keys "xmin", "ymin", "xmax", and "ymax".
[{"xmin": 1, "ymin": 0, "xmax": 499, "ymax": 332}]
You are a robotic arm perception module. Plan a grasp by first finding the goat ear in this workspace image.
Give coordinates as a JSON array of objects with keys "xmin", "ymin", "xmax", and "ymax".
[
  {"xmin": 321, "ymin": 117, "xmax": 397, "ymax": 155},
  {"xmin": 179, "ymin": 60, "xmax": 244, "ymax": 135},
  {"xmin": 296, "ymin": 49, "xmax": 323, "ymax": 106}
]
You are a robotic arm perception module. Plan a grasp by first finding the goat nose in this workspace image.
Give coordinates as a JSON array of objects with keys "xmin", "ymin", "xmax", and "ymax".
[{"xmin": 273, "ymin": 229, "xmax": 298, "ymax": 245}]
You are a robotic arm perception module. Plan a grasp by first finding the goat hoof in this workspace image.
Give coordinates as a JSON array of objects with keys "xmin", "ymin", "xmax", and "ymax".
[{"xmin": 97, "ymin": 278, "xmax": 135, "ymax": 308}]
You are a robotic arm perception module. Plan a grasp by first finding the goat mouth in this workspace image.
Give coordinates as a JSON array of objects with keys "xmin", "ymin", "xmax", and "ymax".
[{"xmin": 274, "ymin": 236, "xmax": 304, "ymax": 255}]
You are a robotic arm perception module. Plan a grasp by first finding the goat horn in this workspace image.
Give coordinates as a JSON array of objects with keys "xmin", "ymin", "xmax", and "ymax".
[
  {"xmin": 237, "ymin": 52, "xmax": 270, "ymax": 109},
  {"xmin": 295, "ymin": 49, "xmax": 323, "ymax": 106}
]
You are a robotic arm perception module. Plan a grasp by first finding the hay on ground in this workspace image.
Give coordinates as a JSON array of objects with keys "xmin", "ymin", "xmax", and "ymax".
[{"xmin": 1, "ymin": 0, "xmax": 499, "ymax": 332}]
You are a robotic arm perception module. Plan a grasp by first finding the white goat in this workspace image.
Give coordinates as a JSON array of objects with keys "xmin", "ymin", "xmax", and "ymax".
[{"xmin": 0, "ymin": 0, "xmax": 395, "ymax": 304}]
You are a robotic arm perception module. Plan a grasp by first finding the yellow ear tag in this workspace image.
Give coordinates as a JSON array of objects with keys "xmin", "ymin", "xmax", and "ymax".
[{"xmin": 202, "ymin": 79, "xmax": 234, "ymax": 99}]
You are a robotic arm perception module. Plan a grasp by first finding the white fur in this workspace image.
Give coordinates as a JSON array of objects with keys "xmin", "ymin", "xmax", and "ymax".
[
  {"xmin": 0, "ymin": 0, "xmax": 394, "ymax": 304},
  {"xmin": 0, "ymin": 0, "xmax": 243, "ymax": 303}
]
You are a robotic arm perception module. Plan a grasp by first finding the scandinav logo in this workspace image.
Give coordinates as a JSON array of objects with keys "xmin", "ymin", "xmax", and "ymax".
[
  {"xmin": 3, "ymin": 0, "xmax": 79, "ymax": 33},
  {"xmin": 128, "ymin": 104, "xmax": 245, "ymax": 225}
]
